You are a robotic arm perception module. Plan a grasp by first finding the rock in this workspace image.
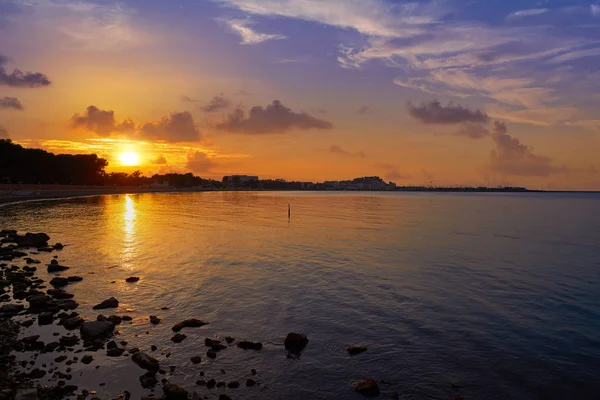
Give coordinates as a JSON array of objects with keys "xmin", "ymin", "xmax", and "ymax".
[
  {"xmin": 150, "ymin": 345, "xmax": 157, "ymax": 351},
  {"xmin": 14, "ymin": 389, "xmax": 38, "ymax": 400},
  {"xmin": 80, "ymin": 321, "xmax": 114, "ymax": 340},
  {"xmin": 55, "ymin": 355, "xmax": 68, "ymax": 363},
  {"xmin": 28, "ymin": 294, "xmax": 53, "ymax": 310},
  {"xmin": 47, "ymin": 289, "xmax": 74, "ymax": 299},
  {"xmin": 67, "ymin": 276, "xmax": 83, "ymax": 282},
  {"xmin": 21, "ymin": 335, "xmax": 40, "ymax": 344},
  {"xmin": 107, "ymin": 348, "xmax": 125, "ymax": 357},
  {"xmin": 207, "ymin": 379, "xmax": 216, "ymax": 389},
  {"xmin": 29, "ymin": 368, "xmax": 46, "ymax": 379},
  {"xmin": 237, "ymin": 340, "xmax": 262, "ymax": 350},
  {"xmin": 10, "ymin": 232, "xmax": 50, "ymax": 247},
  {"xmin": 47, "ymin": 264, "xmax": 70, "ymax": 273},
  {"xmin": 251, "ymin": 369, "xmax": 256, "ymax": 375},
  {"xmin": 206, "ymin": 349, "xmax": 216, "ymax": 359},
  {"xmin": 284, "ymin": 333, "xmax": 308, "ymax": 354},
  {"xmin": 44, "ymin": 342, "xmax": 60, "ymax": 352},
  {"xmin": 125, "ymin": 276, "xmax": 140, "ymax": 283},
  {"xmin": 107, "ymin": 340, "xmax": 118, "ymax": 350},
  {"xmin": 227, "ymin": 381, "xmax": 240, "ymax": 388},
  {"xmin": 63, "ymin": 316, "xmax": 84, "ymax": 330},
  {"xmin": 50, "ymin": 277, "xmax": 69, "ymax": 287},
  {"xmin": 149, "ymin": 315, "xmax": 161, "ymax": 325},
  {"xmin": 355, "ymin": 379, "xmax": 380, "ymax": 397},
  {"xmin": 219, "ymin": 395, "xmax": 232, "ymax": 400},
  {"xmin": 246, "ymin": 379, "xmax": 256, "ymax": 387},
  {"xmin": 59, "ymin": 335, "xmax": 79, "ymax": 347},
  {"xmin": 131, "ymin": 352, "xmax": 160, "ymax": 371},
  {"xmin": 122, "ymin": 315, "xmax": 133, "ymax": 321},
  {"xmin": 54, "ymin": 243, "xmax": 64, "ymax": 250},
  {"xmin": 38, "ymin": 312, "xmax": 54, "ymax": 325},
  {"xmin": 171, "ymin": 333, "xmax": 187, "ymax": 343},
  {"xmin": 225, "ymin": 336, "xmax": 235, "ymax": 343},
  {"xmin": 0, "ymin": 303, "xmax": 24, "ymax": 315},
  {"xmin": 108, "ymin": 315, "xmax": 122, "ymax": 325},
  {"xmin": 191, "ymin": 356, "xmax": 202, "ymax": 364},
  {"xmin": 347, "ymin": 345, "xmax": 368, "ymax": 355},
  {"xmin": 172, "ymin": 318, "xmax": 208, "ymax": 332},
  {"xmin": 163, "ymin": 384, "xmax": 188, "ymax": 400},
  {"xmin": 92, "ymin": 297, "xmax": 118, "ymax": 310},
  {"xmin": 81, "ymin": 355, "xmax": 93, "ymax": 364},
  {"xmin": 217, "ymin": 382, "xmax": 226, "ymax": 388},
  {"xmin": 389, "ymin": 391, "xmax": 400, "ymax": 399},
  {"xmin": 139, "ymin": 372, "xmax": 158, "ymax": 388}
]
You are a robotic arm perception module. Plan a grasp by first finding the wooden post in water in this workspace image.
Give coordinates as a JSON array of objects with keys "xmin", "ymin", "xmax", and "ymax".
[{"xmin": 288, "ymin": 203, "xmax": 291, "ymax": 221}]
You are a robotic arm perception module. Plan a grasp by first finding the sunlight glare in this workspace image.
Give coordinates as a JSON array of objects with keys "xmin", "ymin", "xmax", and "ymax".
[{"xmin": 119, "ymin": 152, "xmax": 140, "ymax": 166}]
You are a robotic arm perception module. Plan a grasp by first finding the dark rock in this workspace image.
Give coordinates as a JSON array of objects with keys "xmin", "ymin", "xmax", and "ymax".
[
  {"xmin": 125, "ymin": 276, "xmax": 140, "ymax": 283},
  {"xmin": 347, "ymin": 345, "xmax": 368, "ymax": 355},
  {"xmin": 207, "ymin": 379, "xmax": 216, "ymax": 389},
  {"xmin": 150, "ymin": 345, "xmax": 157, "ymax": 351},
  {"xmin": 54, "ymin": 243, "xmax": 64, "ymax": 250},
  {"xmin": 172, "ymin": 318, "xmax": 208, "ymax": 332},
  {"xmin": 63, "ymin": 316, "xmax": 84, "ymax": 330},
  {"xmin": 107, "ymin": 340, "xmax": 118, "ymax": 350},
  {"xmin": 81, "ymin": 355, "xmax": 93, "ymax": 364},
  {"xmin": 56, "ymin": 299, "xmax": 79, "ymax": 310},
  {"xmin": 50, "ymin": 277, "xmax": 69, "ymax": 287},
  {"xmin": 38, "ymin": 312, "xmax": 54, "ymax": 325},
  {"xmin": 227, "ymin": 381, "xmax": 240, "ymax": 388},
  {"xmin": 237, "ymin": 340, "xmax": 262, "ymax": 351},
  {"xmin": 97, "ymin": 314, "xmax": 108, "ymax": 322},
  {"xmin": 30, "ymin": 368, "xmax": 46, "ymax": 379},
  {"xmin": 54, "ymin": 355, "xmax": 67, "ymax": 363},
  {"xmin": 47, "ymin": 264, "xmax": 70, "ymax": 273},
  {"xmin": 284, "ymin": 332, "xmax": 308, "ymax": 354},
  {"xmin": 107, "ymin": 348, "xmax": 125, "ymax": 357},
  {"xmin": 0, "ymin": 303, "xmax": 24, "ymax": 314},
  {"xmin": 206, "ymin": 349, "xmax": 216, "ymax": 359},
  {"xmin": 171, "ymin": 333, "xmax": 187, "ymax": 343},
  {"xmin": 21, "ymin": 335, "xmax": 40, "ymax": 344},
  {"xmin": 150, "ymin": 315, "xmax": 161, "ymax": 325},
  {"xmin": 191, "ymin": 356, "xmax": 202, "ymax": 364},
  {"xmin": 67, "ymin": 276, "xmax": 83, "ymax": 282},
  {"xmin": 205, "ymin": 338, "xmax": 220, "ymax": 347},
  {"xmin": 92, "ymin": 297, "xmax": 118, "ymax": 310},
  {"xmin": 131, "ymin": 352, "xmax": 160, "ymax": 371},
  {"xmin": 217, "ymin": 382, "xmax": 226, "ymax": 388},
  {"xmin": 80, "ymin": 321, "xmax": 114, "ymax": 340},
  {"xmin": 9, "ymin": 232, "xmax": 50, "ymax": 247},
  {"xmin": 162, "ymin": 384, "xmax": 188, "ymax": 400},
  {"xmin": 219, "ymin": 395, "xmax": 232, "ymax": 400},
  {"xmin": 108, "ymin": 315, "xmax": 122, "ymax": 325},
  {"xmin": 246, "ymin": 379, "xmax": 256, "ymax": 387},
  {"xmin": 170, "ymin": 366, "xmax": 176, "ymax": 373},
  {"xmin": 355, "ymin": 379, "xmax": 380, "ymax": 397},
  {"xmin": 139, "ymin": 372, "xmax": 158, "ymax": 388},
  {"xmin": 225, "ymin": 336, "xmax": 235, "ymax": 343},
  {"xmin": 59, "ymin": 334, "xmax": 79, "ymax": 347},
  {"xmin": 251, "ymin": 369, "xmax": 256, "ymax": 375},
  {"xmin": 47, "ymin": 289, "xmax": 74, "ymax": 299},
  {"xmin": 44, "ymin": 342, "xmax": 60, "ymax": 352},
  {"xmin": 122, "ymin": 315, "xmax": 133, "ymax": 321}
]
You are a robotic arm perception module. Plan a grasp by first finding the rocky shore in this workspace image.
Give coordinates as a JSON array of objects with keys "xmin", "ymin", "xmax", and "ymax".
[{"xmin": 0, "ymin": 229, "xmax": 403, "ymax": 400}]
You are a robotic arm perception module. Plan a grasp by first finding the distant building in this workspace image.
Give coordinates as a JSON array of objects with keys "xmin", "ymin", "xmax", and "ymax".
[{"xmin": 222, "ymin": 175, "xmax": 259, "ymax": 185}]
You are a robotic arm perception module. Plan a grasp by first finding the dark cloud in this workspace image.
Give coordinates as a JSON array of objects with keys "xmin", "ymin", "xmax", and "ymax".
[
  {"xmin": 0, "ymin": 54, "xmax": 52, "ymax": 88},
  {"xmin": 186, "ymin": 151, "xmax": 216, "ymax": 174},
  {"xmin": 71, "ymin": 106, "xmax": 133, "ymax": 136},
  {"xmin": 357, "ymin": 106, "xmax": 371, "ymax": 115},
  {"xmin": 408, "ymin": 100, "xmax": 489, "ymax": 124},
  {"xmin": 0, "ymin": 125, "xmax": 8, "ymax": 138},
  {"xmin": 453, "ymin": 122, "xmax": 490, "ymax": 139},
  {"xmin": 141, "ymin": 112, "xmax": 202, "ymax": 142},
  {"xmin": 0, "ymin": 96, "xmax": 23, "ymax": 110},
  {"xmin": 489, "ymin": 121, "xmax": 567, "ymax": 177},
  {"xmin": 180, "ymin": 95, "xmax": 199, "ymax": 103},
  {"xmin": 217, "ymin": 100, "xmax": 333, "ymax": 134},
  {"xmin": 202, "ymin": 95, "xmax": 230, "ymax": 113},
  {"xmin": 151, "ymin": 155, "xmax": 167, "ymax": 165},
  {"xmin": 328, "ymin": 145, "xmax": 366, "ymax": 158}
]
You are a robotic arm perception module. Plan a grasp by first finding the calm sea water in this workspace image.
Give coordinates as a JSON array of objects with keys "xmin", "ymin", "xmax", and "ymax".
[{"xmin": 1, "ymin": 192, "xmax": 600, "ymax": 399}]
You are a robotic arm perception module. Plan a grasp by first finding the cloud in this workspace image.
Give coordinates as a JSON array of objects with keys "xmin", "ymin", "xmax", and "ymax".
[
  {"xmin": 186, "ymin": 151, "xmax": 216, "ymax": 174},
  {"xmin": 180, "ymin": 95, "xmax": 200, "ymax": 103},
  {"xmin": 593, "ymin": 5, "xmax": 600, "ymax": 16},
  {"xmin": 0, "ymin": 97, "xmax": 24, "ymax": 110},
  {"xmin": 0, "ymin": 126, "xmax": 8, "ymax": 138},
  {"xmin": 453, "ymin": 123, "xmax": 490, "ymax": 139},
  {"xmin": 489, "ymin": 121, "xmax": 567, "ymax": 177},
  {"xmin": 151, "ymin": 155, "xmax": 167, "ymax": 165},
  {"xmin": 328, "ymin": 145, "xmax": 366, "ymax": 158},
  {"xmin": 408, "ymin": 100, "xmax": 490, "ymax": 124},
  {"xmin": 508, "ymin": 9, "xmax": 549, "ymax": 18},
  {"xmin": 202, "ymin": 95, "xmax": 230, "ymax": 112},
  {"xmin": 216, "ymin": 100, "xmax": 333, "ymax": 134},
  {"xmin": 71, "ymin": 106, "xmax": 134, "ymax": 136},
  {"xmin": 375, "ymin": 163, "xmax": 406, "ymax": 181},
  {"xmin": 224, "ymin": 18, "xmax": 286, "ymax": 44},
  {"xmin": 357, "ymin": 106, "xmax": 371, "ymax": 115},
  {"xmin": 0, "ymin": 54, "xmax": 51, "ymax": 87},
  {"xmin": 141, "ymin": 112, "xmax": 202, "ymax": 142}
]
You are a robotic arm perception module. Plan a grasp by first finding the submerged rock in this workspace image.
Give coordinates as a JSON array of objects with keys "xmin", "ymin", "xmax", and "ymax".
[
  {"xmin": 132, "ymin": 352, "xmax": 160, "ymax": 371},
  {"xmin": 237, "ymin": 340, "xmax": 263, "ymax": 351},
  {"xmin": 47, "ymin": 264, "xmax": 70, "ymax": 273},
  {"xmin": 171, "ymin": 333, "xmax": 187, "ymax": 343},
  {"xmin": 149, "ymin": 315, "xmax": 161, "ymax": 325},
  {"xmin": 139, "ymin": 372, "xmax": 158, "ymax": 388},
  {"xmin": 284, "ymin": 332, "xmax": 309, "ymax": 355},
  {"xmin": 163, "ymin": 384, "xmax": 188, "ymax": 400},
  {"xmin": 191, "ymin": 356, "xmax": 202, "ymax": 364},
  {"xmin": 355, "ymin": 379, "xmax": 380, "ymax": 397},
  {"xmin": 38, "ymin": 312, "xmax": 54, "ymax": 325},
  {"xmin": 9, "ymin": 232, "xmax": 50, "ymax": 247},
  {"xmin": 80, "ymin": 321, "xmax": 115, "ymax": 340},
  {"xmin": 172, "ymin": 318, "xmax": 208, "ymax": 332},
  {"xmin": 125, "ymin": 276, "xmax": 140, "ymax": 283},
  {"xmin": 0, "ymin": 303, "xmax": 24, "ymax": 315},
  {"xmin": 49, "ymin": 277, "xmax": 69, "ymax": 287},
  {"xmin": 92, "ymin": 297, "xmax": 119, "ymax": 310},
  {"xmin": 67, "ymin": 276, "xmax": 83, "ymax": 282},
  {"xmin": 225, "ymin": 336, "xmax": 235, "ymax": 344},
  {"xmin": 246, "ymin": 379, "xmax": 256, "ymax": 387},
  {"xmin": 347, "ymin": 345, "xmax": 368, "ymax": 355},
  {"xmin": 81, "ymin": 355, "xmax": 93, "ymax": 364},
  {"xmin": 108, "ymin": 315, "xmax": 123, "ymax": 325}
]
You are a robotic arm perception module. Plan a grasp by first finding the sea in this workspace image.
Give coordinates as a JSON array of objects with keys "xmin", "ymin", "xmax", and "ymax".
[{"xmin": 1, "ymin": 191, "xmax": 599, "ymax": 399}]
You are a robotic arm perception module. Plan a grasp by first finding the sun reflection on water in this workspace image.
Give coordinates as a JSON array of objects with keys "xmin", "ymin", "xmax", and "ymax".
[{"xmin": 122, "ymin": 195, "xmax": 137, "ymax": 270}]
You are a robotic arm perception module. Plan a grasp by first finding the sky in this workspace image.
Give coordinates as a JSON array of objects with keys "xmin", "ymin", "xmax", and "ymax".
[{"xmin": 1, "ymin": 0, "xmax": 599, "ymax": 190}]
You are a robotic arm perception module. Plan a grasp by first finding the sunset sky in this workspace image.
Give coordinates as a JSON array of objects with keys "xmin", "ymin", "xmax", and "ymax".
[{"xmin": 1, "ymin": 0, "xmax": 599, "ymax": 189}]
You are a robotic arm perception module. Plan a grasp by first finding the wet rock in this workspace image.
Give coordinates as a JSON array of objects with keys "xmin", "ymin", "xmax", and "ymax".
[
  {"xmin": 251, "ymin": 369, "xmax": 256, "ymax": 375},
  {"xmin": 9, "ymin": 232, "xmax": 50, "ymax": 247},
  {"xmin": 284, "ymin": 333, "xmax": 308, "ymax": 355},
  {"xmin": 56, "ymin": 299, "xmax": 79, "ymax": 310},
  {"xmin": 172, "ymin": 318, "xmax": 208, "ymax": 332},
  {"xmin": 80, "ymin": 321, "xmax": 114, "ymax": 340},
  {"xmin": 237, "ymin": 340, "xmax": 262, "ymax": 351},
  {"xmin": 29, "ymin": 368, "xmax": 46, "ymax": 379},
  {"xmin": 246, "ymin": 379, "xmax": 256, "ymax": 387},
  {"xmin": 81, "ymin": 355, "xmax": 93, "ymax": 364},
  {"xmin": 54, "ymin": 243, "xmax": 64, "ymax": 250},
  {"xmin": 92, "ymin": 297, "xmax": 118, "ymax": 310},
  {"xmin": 122, "ymin": 315, "xmax": 133, "ymax": 321},
  {"xmin": 107, "ymin": 340, "xmax": 118, "ymax": 350},
  {"xmin": 108, "ymin": 315, "xmax": 122, "ymax": 325},
  {"xmin": 38, "ymin": 312, "xmax": 54, "ymax": 325},
  {"xmin": 347, "ymin": 345, "xmax": 368, "ymax": 355},
  {"xmin": 355, "ymin": 379, "xmax": 380, "ymax": 397},
  {"xmin": 67, "ymin": 276, "xmax": 83, "ymax": 282},
  {"xmin": 206, "ymin": 379, "xmax": 216, "ymax": 389},
  {"xmin": 0, "ymin": 303, "xmax": 24, "ymax": 315},
  {"xmin": 55, "ymin": 355, "xmax": 68, "ymax": 363},
  {"xmin": 206, "ymin": 349, "xmax": 216, "ymax": 359},
  {"xmin": 227, "ymin": 381, "xmax": 240, "ymax": 388},
  {"xmin": 218, "ymin": 395, "xmax": 232, "ymax": 400},
  {"xmin": 191, "ymin": 356, "xmax": 202, "ymax": 364},
  {"xmin": 225, "ymin": 336, "xmax": 235, "ymax": 344},
  {"xmin": 14, "ymin": 388, "xmax": 38, "ymax": 400},
  {"xmin": 150, "ymin": 315, "xmax": 161, "ymax": 325},
  {"xmin": 44, "ymin": 341, "xmax": 60, "ymax": 352},
  {"xmin": 21, "ymin": 335, "xmax": 40, "ymax": 344},
  {"xmin": 162, "ymin": 384, "xmax": 188, "ymax": 400},
  {"xmin": 28, "ymin": 294, "xmax": 52, "ymax": 310},
  {"xmin": 59, "ymin": 335, "xmax": 79, "ymax": 347},
  {"xmin": 139, "ymin": 372, "xmax": 158, "ymax": 388},
  {"xmin": 50, "ymin": 277, "xmax": 69, "ymax": 287},
  {"xmin": 47, "ymin": 264, "xmax": 70, "ymax": 273},
  {"xmin": 170, "ymin": 366, "xmax": 176, "ymax": 373},
  {"xmin": 107, "ymin": 348, "xmax": 125, "ymax": 357},
  {"xmin": 125, "ymin": 277, "xmax": 140, "ymax": 283},
  {"xmin": 131, "ymin": 352, "xmax": 160, "ymax": 371},
  {"xmin": 63, "ymin": 316, "xmax": 84, "ymax": 330},
  {"xmin": 47, "ymin": 289, "xmax": 74, "ymax": 299},
  {"xmin": 171, "ymin": 333, "xmax": 187, "ymax": 343},
  {"xmin": 151, "ymin": 345, "xmax": 157, "ymax": 351}
]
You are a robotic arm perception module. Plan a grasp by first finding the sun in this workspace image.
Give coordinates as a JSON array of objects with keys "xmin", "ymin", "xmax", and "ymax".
[{"xmin": 119, "ymin": 152, "xmax": 140, "ymax": 166}]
